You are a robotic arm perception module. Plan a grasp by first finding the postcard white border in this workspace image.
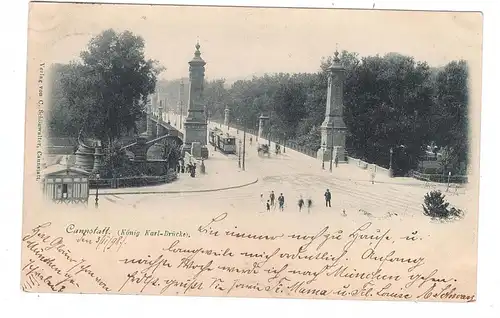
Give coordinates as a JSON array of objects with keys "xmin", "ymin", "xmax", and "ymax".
[{"xmin": 1, "ymin": 0, "xmax": 499, "ymax": 317}]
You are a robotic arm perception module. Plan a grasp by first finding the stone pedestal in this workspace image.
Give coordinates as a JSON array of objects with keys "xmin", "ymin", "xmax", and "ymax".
[
  {"xmin": 93, "ymin": 147, "xmax": 104, "ymax": 172},
  {"xmin": 191, "ymin": 142, "xmax": 202, "ymax": 158},
  {"xmin": 75, "ymin": 143, "xmax": 95, "ymax": 172},
  {"xmin": 258, "ymin": 114, "xmax": 269, "ymax": 143}
]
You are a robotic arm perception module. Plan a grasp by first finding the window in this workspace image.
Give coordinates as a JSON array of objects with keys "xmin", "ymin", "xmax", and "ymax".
[{"xmin": 62, "ymin": 184, "xmax": 68, "ymax": 199}]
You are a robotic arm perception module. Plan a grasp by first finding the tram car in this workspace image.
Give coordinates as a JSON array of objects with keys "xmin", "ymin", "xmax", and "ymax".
[{"xmin": 209, "ymin": 128, "xmax": 237, "ymax": 154}]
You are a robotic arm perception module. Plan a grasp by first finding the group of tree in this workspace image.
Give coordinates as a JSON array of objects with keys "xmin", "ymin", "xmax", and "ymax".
[
  {"xmin": 201, "ymin": 52, "xmax": 469, "ymax": 176},
  {"xmin": 47, "ymin": 29, "xmax": 469, "ymax": 177},
  {"xmin": 48, "ymin": 29, "xmax": 164, "ymax": 146}
]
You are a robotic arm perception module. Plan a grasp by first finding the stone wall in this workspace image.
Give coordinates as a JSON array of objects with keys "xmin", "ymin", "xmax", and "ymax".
[{"xmin": 347, "ymin": 156, "xmax": 391, "ymax": 177}]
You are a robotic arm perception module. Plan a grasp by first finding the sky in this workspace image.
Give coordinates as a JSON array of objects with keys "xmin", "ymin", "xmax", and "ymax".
[{"xmin": 29, "ymin": 3, "xmax": 483, "ymax": 81}]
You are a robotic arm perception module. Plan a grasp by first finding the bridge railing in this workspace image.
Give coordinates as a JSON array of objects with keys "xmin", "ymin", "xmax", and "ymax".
[
  {"xmin": 210, "ymin": 119, "xmax": 319, "ymax": 157},
  {"xmin": 89, "ymin": 171, "xmax": 177, "ymax": 189},
  {"xmin": 411, "ymin": 171, "xmax": 468, "ymax": 184}
]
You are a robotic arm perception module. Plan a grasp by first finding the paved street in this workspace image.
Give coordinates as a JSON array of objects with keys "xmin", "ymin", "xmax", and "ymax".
[{"xmin": 90, "ymin": 111, "xmax": 472, "ymax": 223}]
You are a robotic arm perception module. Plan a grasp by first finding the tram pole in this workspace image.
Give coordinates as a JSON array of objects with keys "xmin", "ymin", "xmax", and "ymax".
[{"xmin": 242, "ymin": 125, "xmax": 246, "ymax": 171}]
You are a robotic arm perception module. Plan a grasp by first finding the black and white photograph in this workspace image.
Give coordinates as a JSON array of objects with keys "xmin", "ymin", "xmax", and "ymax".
[{"xmin": 20, "ymin": 2, "xmax": 482, "ymax": 303}]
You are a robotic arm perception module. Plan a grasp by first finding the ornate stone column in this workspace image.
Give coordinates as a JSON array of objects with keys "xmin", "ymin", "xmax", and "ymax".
[
  {"xmin": 258, "ymin": 114, "xmax": 269, "ymax": 143},
  {"xmin": 183, "ymin": 42, "xmax": 209, "ymax": 159},
  {"xmin": 317, "ymin": 50, "xmax": 348, "ymax": 163},
  {"xmin": 224, "ymin": 105, "xmax": 230, "ymax": 130},
  {"xmin": 157, "ymin": 101, "xmax": 163, "ymax": 137}
]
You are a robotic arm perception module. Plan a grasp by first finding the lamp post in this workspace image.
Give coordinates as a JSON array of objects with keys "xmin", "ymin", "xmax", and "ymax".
[
  {"xmin": 446, "ymin": 171, "xmax": 451, "ymax": 192},
  {"xmin": 94, "ymin": 173, "xmax": 100, "ymax": 208},
  {"xmin": 242, "ymin": 125, "xmax": 246, "ymax": 171},
  {"xmin": 322, "ymin": 142, "xmax": 326, "ymax": 170},
  {"xmin": 329, "ymin": 129, "xmax": 335, "ymax": 172},
  {"xmin": 389, "ymin": 147, "xmax": 394, "ymax": 178},
  {"xmin": 238, "ymin": 140, "xmax": 242, "ymax": 168}
]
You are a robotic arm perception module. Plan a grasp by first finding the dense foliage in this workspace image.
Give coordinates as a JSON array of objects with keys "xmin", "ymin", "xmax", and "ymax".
[
  {"xmin": 48, "ymin": 30, "xmax": 469, "ymax": 176},
  {"xmin": 422, "ymin": 190, "xmax": 464, "ymax": 220},
  {"xmin": 48, "ymin": 29, "xmax": 164, "ymax": 146},
  {"xmin": 200, "ymin": 52, "xmax": 469, "ymax": 175}
]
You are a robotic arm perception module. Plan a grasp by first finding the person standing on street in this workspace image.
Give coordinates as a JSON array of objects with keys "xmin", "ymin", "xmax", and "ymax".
[
  {"xmin": 266, "ymin": 200, "xmax": 271, "ymax": 212},
  {"xmin": 298, "ymin": 196, "xmax": 305, "ymax": 212},
  {"xmin": 278, "ymin": 193, "xmax": 285, "ymax": 211},
  {"xmin": 270, "ymin": 191, "xmax": 275, "ymax": 207},
  {"xmin": 324, "ymin": 189, "xmax": 332, "ymax": 207},
  {"xmin": 335, "ymin": 154, "xmax": 339, "ymax": 168},
  {"xmin": 307, "ymin": 198, "xmax": 313, "ymax": 213}
]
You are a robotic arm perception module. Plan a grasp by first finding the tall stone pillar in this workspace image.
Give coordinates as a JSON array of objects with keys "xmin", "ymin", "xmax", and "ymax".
[
  {"xmin": 146, "ymin": 100, "xmax": 152, "ymax": 136},
  {"xmin": 317, "ymin": 50, "xmax": 348, "ymax": 163},
  {"xmin": 157, "ymin": 101, "xmax": 163, "ymax": 137},
  {"xmin": 224, "ymin": 105, "xmax": 230, "ymax": 129},
  {"xmin": 258, "ymin": 114, "xmax": 269, "ymax": 143},
  {"xmin": 183, "ymin": 42, "xmax": 208, "ymax": 159}
]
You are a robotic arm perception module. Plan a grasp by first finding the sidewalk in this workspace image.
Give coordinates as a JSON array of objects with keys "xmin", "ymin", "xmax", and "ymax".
[{"xmin": 94, "ymin": 147, "xmax": 258, "ymax": 195}]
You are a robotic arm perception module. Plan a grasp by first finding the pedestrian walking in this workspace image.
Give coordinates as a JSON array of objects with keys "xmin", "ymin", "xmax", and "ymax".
[
  {"xmin": 278, "ymin": 193, "xmax": 285, "ymax": 211},
  {"xmin": 270, "ymin": 191, "xmax": 275, "ymax": 207},
  {"xmin": 266, "ymin": 200, "xmax": 271, "ymax": 212},
  {"xmin": 324, "ymin": 189, "xmax": 332, "ymax": 207},
  {"xmin": 335, "ymin": 154, "xmax": 339, "ymax": 168},
  {"xmin": 298, "ymin": 197, "xmax": 305, "ymax": 212},
  {"xmin": 260, "ymin": 193, "xmax": 264, "ymax": 203},
  {"xmin": 250, "ymin": 137, "xmax": 253, "ymax": 145},
  {"xmin": 307, "ymin": 198, "xmax": 313, "ymax": 213}
]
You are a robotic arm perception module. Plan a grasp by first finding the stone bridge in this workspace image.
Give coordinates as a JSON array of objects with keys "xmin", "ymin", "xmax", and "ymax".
[{"xmin": 145, "ymin": 106, "xmax": 183, "ymax": 141}]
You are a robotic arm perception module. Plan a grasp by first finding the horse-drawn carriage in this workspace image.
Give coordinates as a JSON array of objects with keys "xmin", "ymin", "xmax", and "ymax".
[{"xmin": 257, "ymin": 144, "xmax": 271, "ymax": 157}]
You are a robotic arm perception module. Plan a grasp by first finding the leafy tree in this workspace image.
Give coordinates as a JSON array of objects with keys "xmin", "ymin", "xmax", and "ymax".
[
  {"xmin": 48, "ymin": 29, "xmax": 164, "ymax": 145},
  {"xmin": 342, "ymin": 53, "xmax": 434, "ymax": 173},
  {"xmin": 422, "ymin": 190, "xmax": 463, "ymax": 219},
  {"xmin": 431, "ymin": 60, "xmax": 469, "ymax": 173}
]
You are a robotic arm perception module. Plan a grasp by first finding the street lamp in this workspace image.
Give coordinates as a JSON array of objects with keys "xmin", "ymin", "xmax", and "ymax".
[
  {"xmin": 321, "ymin": 142, "xmax": 326, "ymax": 170},
  {"xmin": 95, "ymin": 173, "xmax": 100, "ymax": 208},
  {"xmin": 446, "ymin": 171, "xmax": 451, "ymax": 192},
  {"xmin": 329, "ymin": 129, "xmax": 335, "ymax": 172},
  {"xmin": 389, "ymin": 147, "xmax": 394, "ymax": 178},
  {"xmin": 238, "ymin": 140, "xmax": 242, "ymax": 168}
]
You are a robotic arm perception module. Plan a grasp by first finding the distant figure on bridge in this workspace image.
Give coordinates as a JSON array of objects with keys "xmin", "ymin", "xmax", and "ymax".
[
  {"xmin": 278, "ymin": 193, "xmax": 285, "ymax": 211},
  {"xmin": 324, "ymin": 189, "xmax": 332, "ymax": 207},
  {"xmin": 270, "ymin": 191, "xmax": 275, "ymax": 207},
  {"xmin": 298, "ymin": 196, "xmax": 305, "ymax": 212}
]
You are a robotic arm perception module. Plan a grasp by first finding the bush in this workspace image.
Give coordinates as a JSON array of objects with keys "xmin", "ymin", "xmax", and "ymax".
[{"xmin": 422, "ymin": 190, "xmax": 464, "ymax": 220}]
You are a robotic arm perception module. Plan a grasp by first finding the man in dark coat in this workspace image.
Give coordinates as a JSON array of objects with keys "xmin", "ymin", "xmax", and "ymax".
[{"xmin": 324, "ymin": 189, "xmax": 332, "ymax": 207}]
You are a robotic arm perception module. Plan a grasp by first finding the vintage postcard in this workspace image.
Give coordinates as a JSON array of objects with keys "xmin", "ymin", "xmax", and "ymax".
[{"xmin": 22, "ymin": 2, "xmax": 482, "ymax": 302}]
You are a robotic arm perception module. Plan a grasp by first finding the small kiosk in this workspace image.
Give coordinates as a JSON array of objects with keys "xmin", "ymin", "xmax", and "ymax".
[{"xmin": 42, "ymin": 164, "xmax": 91, "ymax": 204}]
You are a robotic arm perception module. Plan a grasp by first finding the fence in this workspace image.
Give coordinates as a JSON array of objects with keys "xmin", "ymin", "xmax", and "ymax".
[
  {"xmin": 89, "ymin": 172, "xmax": 177, "ymax": 189},
  {"xmin": 412, "ymin": 171, "xmax": 468, "ymax": 184},
  {"xmin": 210, "ymin": 119, "xmax": 320, "ymax": 158}
]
